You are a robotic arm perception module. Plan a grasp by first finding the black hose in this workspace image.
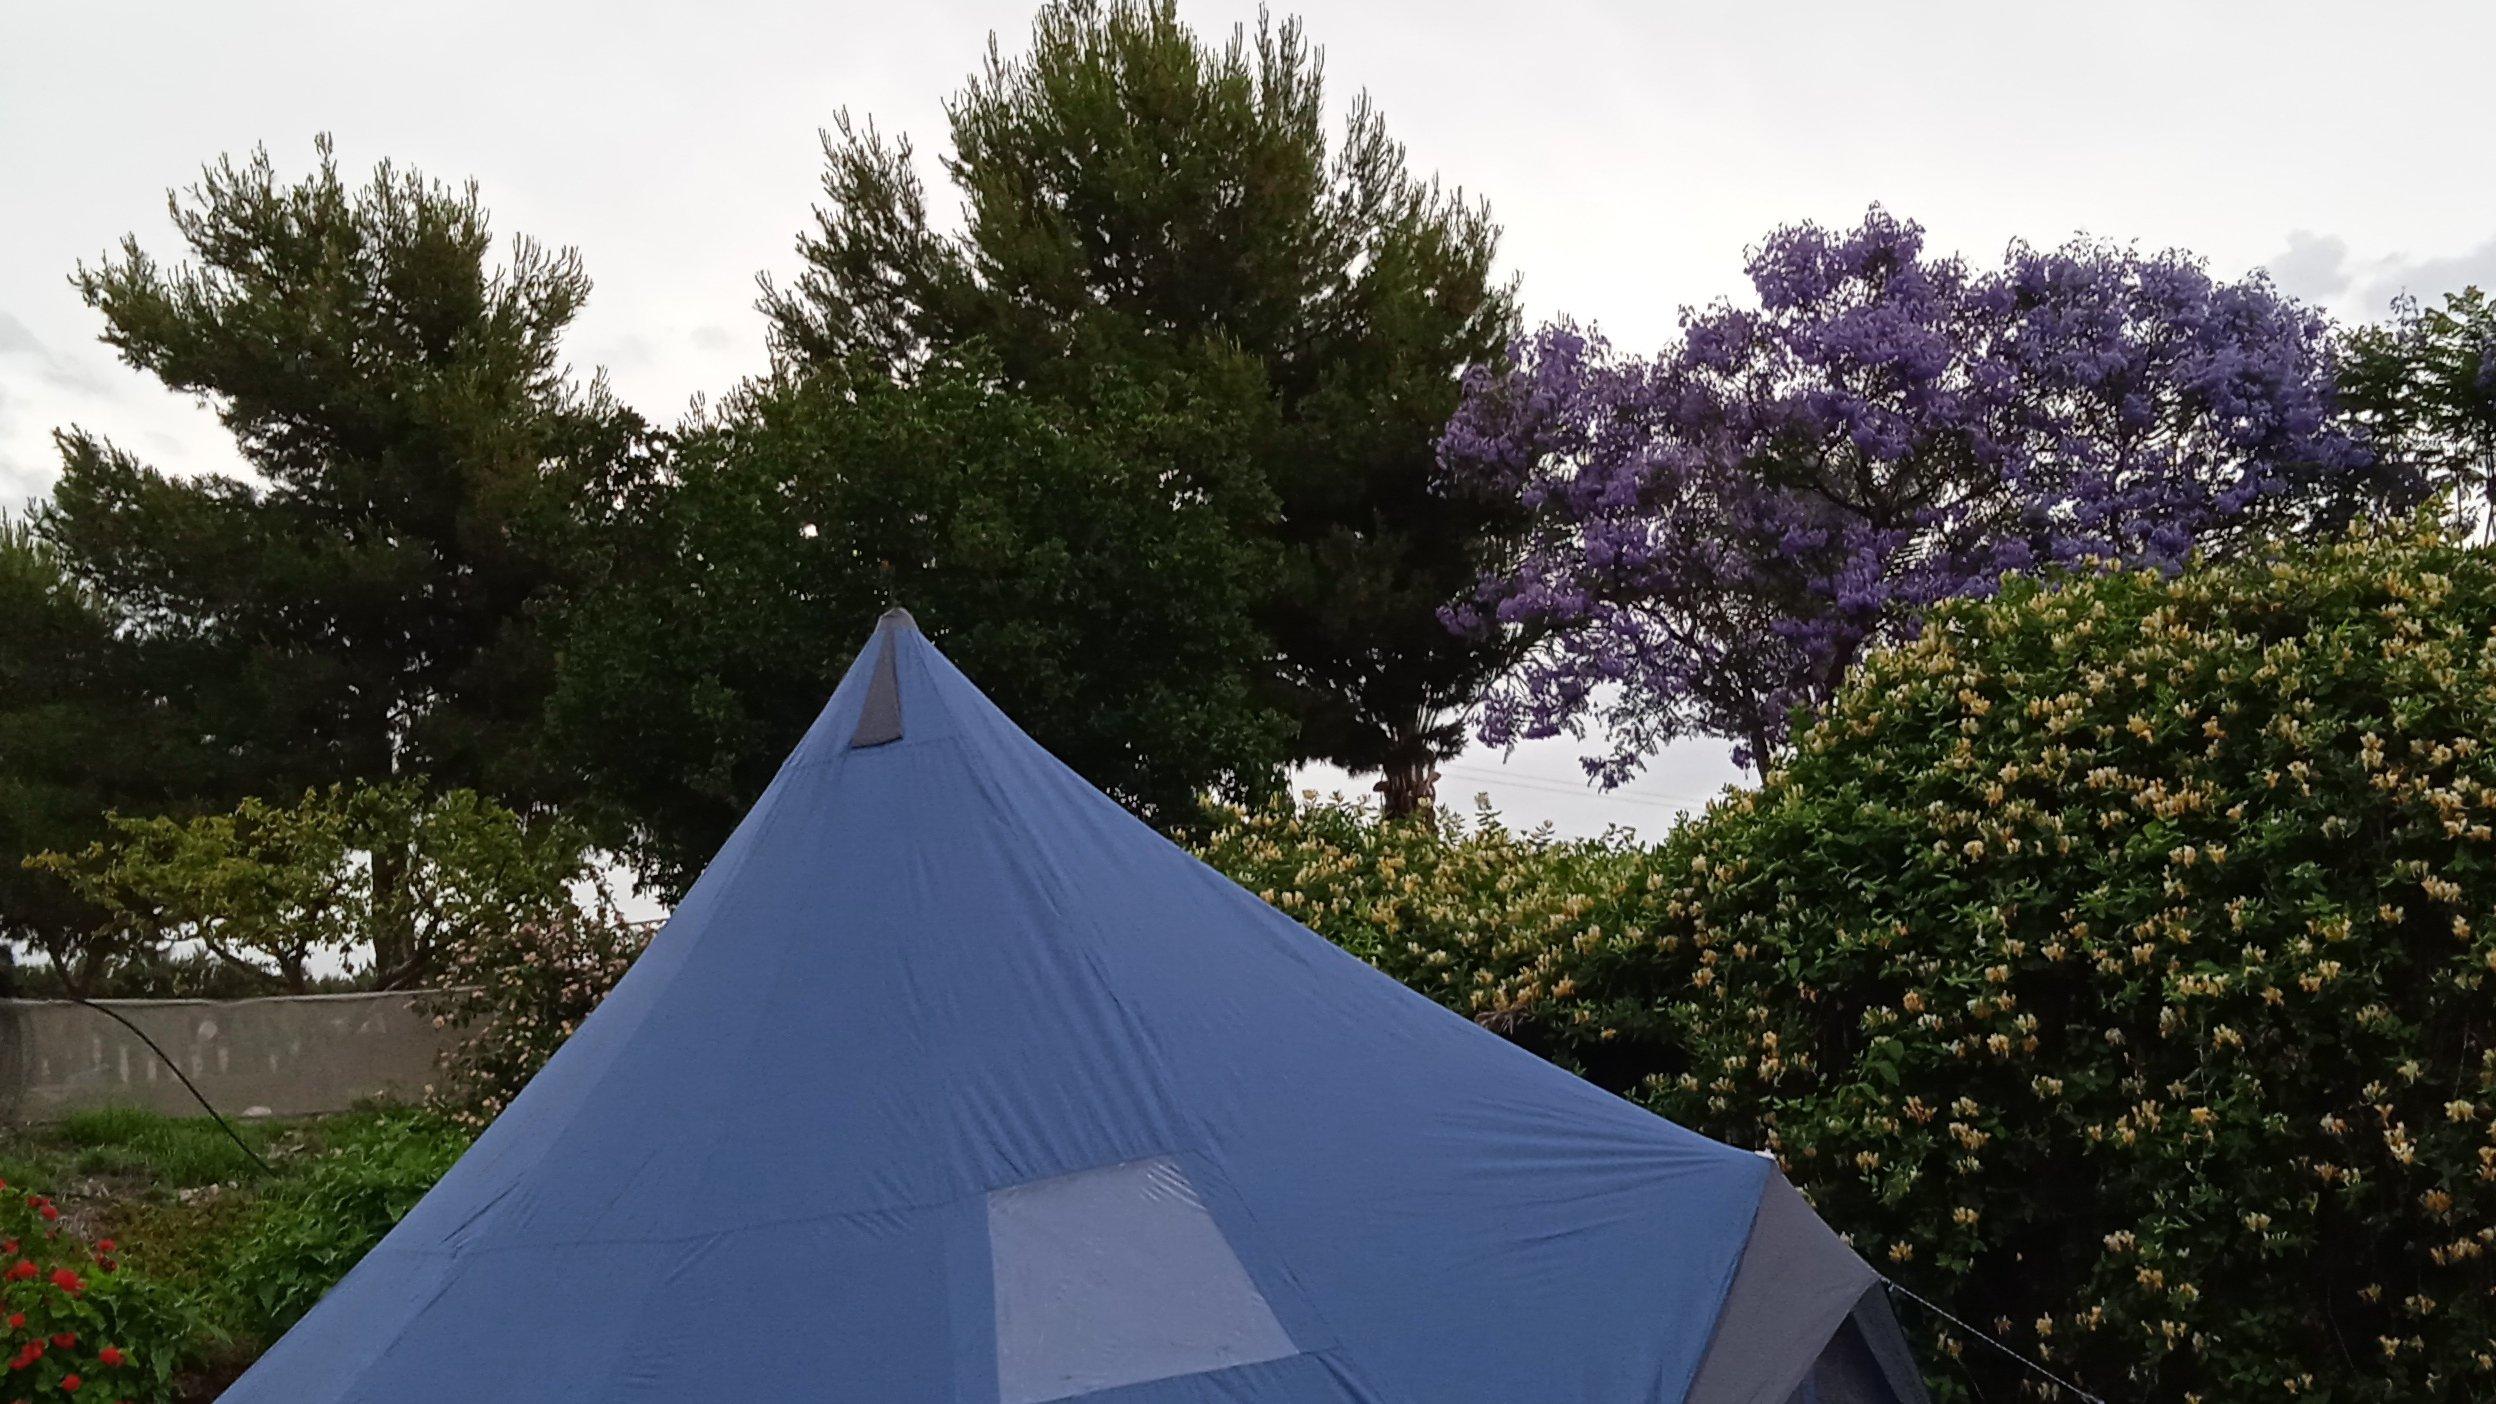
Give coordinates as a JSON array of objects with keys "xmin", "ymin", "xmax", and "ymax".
[{"xmin": 66, "ymin": 996, "xmax": 273, "ymax": 1176}]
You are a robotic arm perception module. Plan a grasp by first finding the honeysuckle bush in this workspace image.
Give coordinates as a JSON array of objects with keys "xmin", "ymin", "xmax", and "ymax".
[
  {"xmin": 0, "ymin": 1178, "xmax": 193, "ymax": 1402},
  {"xmin": 1202, "ymin": 521, "xmax": 2496, "ymax": 1400},
  {"xmin": 1193, "ymin": 796, "xmax": 1674, "ymax": 1057}
]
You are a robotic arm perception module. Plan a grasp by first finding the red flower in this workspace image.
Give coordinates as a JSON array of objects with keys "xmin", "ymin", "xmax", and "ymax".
[
  {"xmin": 4, "ymin": 1262, "xmax": 33, "ymax": 1282},
  {"xmin": 44, "ymin": 1338, "xmax": 68, "ymax": 1352},
  {"xmin": 94, "ymin": 1349, "xmax": 120, "ymax": 1369},
  {"xmin": 89, "ymin": 1242, "xmax": 111, "ymax": 1256},
  {"xmin": 34, "ymin": 1208, "xmax": 55, "ymax": 1225},
  {"xmin": 5, "ymin": 1313, "xmax": 20, "ymax": 1328},
  {"xmin": 45, "ymin": 1269, "xmax": 80, "ymax": 1296},
  {"xmin": 56, "ymin": 1376, "xmax": 76, "ymax": 1393}
]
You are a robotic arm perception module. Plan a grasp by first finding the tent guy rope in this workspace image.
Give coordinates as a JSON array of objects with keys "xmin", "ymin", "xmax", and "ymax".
[{"xmin": 1883, "ymin": 1277, "xmax": 2110, "ymax": 1404}]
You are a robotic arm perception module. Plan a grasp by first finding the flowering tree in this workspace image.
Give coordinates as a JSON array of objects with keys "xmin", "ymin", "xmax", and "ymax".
[
  {"xmin": 423, "ymin": 911, "xmax": 651, "ymax": 1129},
  {"xmin": 1439, "ymin": 209, "xmax": 2405, "ymax": 775}
]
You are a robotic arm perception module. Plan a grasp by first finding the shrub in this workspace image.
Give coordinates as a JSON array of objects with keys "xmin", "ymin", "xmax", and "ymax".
[
  {"xmin": 422, "ymin": 912, "xmax": 650, "ymax": 1129},
  {"xmin": 1204, "ymin": 522, "xmax": 2496, "ymax": 1400},
  {"xmin": 26, "ymin": 781, "xmax": 601, "ymax": 994},
  {"xmin": 1193, "ymin": 797, "xmax": 1666, "ymax": 1053},
  {"xmin": 0, "ymin": 1178, "xmax": 196, "ymax": 1402},
  {"xmin": 220, "ymin": 1111, "xmax": 469, "ymax": 1340}
]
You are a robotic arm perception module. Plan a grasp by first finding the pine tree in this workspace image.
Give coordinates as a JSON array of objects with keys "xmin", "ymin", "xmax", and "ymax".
[
  {"xmin": 761, "ymin": 0, "xmax": 1520, "ymax": 813},
  {"xmin": 550, "ymin": 352, "xmax": 1290, "ymax": 893},
  {"xmin": 34, "ymin": 139, "xmax": 643, "ymax": 974},
  {"xmin": 0, "ymin": 513, "xmax": 234, "ymax": 985}
]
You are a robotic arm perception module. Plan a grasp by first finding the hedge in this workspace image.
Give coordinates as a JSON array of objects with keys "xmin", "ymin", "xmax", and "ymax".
[{"xmin": 1201, "ymin": 522, "xmax": 2496, "ymax": 1401}]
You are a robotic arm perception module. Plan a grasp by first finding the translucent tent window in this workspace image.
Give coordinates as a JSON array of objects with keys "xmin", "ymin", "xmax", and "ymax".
[{"xmin": 988, "ymin": 1157, "xmax": 1300, "ymax": 1403}]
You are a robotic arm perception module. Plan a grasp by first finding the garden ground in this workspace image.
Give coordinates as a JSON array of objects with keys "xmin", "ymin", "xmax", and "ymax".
[{"xmin": 0, "ymin": 1105, "xmax": 464, "ymax": 1401}]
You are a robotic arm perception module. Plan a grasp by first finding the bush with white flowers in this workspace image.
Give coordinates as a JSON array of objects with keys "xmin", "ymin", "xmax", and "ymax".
[{"xmin": 1202, "ymin": 521, "xmax": 2496, "ymax": 1400}]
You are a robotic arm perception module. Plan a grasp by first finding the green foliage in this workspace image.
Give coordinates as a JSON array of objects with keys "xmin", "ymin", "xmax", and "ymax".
[
  {"xmin": 28, "ymin": 780, "xmax": 601, "ymax": 992},
  {"xmin": 2, "ymin": 948, "xmax": 365, "ymax": 1002},
  {"xmin": 1202, "ymin": 522, "xmax": 2496, "ymax": 1400},
  {"xmin": 51, "ymin": 1108, "xmax": 278, "ymax": 1189},
  {"xmin": 0, "ymin": 512, "xmax": 230, "ymax": 983},
  {"xmin": 0, "ymin": 1176, "xmax": 200, "ymax": 1402},
  {"xmin": 554, "ymin": 353, "xmax": 1291, "ymax": 891},
  {"xmin": 0, "ymin": 1106, "xmax": 471, "ymax": 1396},
  {"xmin": 424, "ymin": 911, "xmax": 651, "ymax": 1129},
  {"xmin": 2342, "ymin": 288, "xmax": 2496, "ymax": 530},
  {"xmin": 763, "ymin": 0, "xmax": 1521, "ymax": 808},
  {"xmin": 33, "ymin": 136, "xmax": 645, "ymax": 821},
  {"xmin": 218, "ymin": 1112, "xmax": 467, "ymax": 1341}
]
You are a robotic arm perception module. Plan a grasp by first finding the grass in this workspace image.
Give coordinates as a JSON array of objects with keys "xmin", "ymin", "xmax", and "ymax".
[
  {"xmin": 54, "ymin": 1106, "xmax": 281, "ymax": 1183},
  {"xmin": 0, "ymin": 1102, "xmax": 470, "ymax": 1401}
]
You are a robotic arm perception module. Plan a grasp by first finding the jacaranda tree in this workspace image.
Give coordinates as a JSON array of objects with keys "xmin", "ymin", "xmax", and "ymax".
[{"xmin": 1439, "ymin": 208, "xmax": 2408, "ymax": 778}]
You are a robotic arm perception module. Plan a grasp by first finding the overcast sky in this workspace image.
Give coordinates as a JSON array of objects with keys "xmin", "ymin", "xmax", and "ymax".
[{"xmin": 6, "ymin": 0, "xmax": 2494, "ymax": 846}]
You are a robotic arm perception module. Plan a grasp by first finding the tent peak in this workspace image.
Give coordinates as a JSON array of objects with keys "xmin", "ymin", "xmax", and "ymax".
[{"xmin": 851, "ymin": 611, "xmax": 912, "ymax": 747}]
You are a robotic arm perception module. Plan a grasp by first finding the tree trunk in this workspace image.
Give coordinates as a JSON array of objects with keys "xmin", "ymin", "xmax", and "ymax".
[
  {"xmin": 46, "ymin": 936, "xmax": 95, "ymax": 999},
  {"xmin": 1374, "ymin": 729, "xmax": 1441, "ymax": 819},
  {"xmin": 368, "ymin": 837, "xmax": 419, "ymax": 986},
  {"xmin": 367, "ymin": 720, "xmax": 424, "ymax": 987}
]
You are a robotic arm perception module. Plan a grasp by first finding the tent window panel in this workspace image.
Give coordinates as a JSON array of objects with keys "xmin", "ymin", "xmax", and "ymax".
[{"xmin": 988, "ymin": 1156, "xmax": 1301, "ymax": 1403}]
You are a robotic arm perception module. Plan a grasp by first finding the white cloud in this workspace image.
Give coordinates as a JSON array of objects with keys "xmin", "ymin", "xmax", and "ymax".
[
  {"xmin": 2261, "ymin": 231, "xmax": 2496, "ymax": 322},
  {"xmin": 0, "ymin": 310, "xmax": 106, "ymax": 394},
  {"xmin": 2264, "ymin": 230, "xmax": 2355, "ymax": 305}
]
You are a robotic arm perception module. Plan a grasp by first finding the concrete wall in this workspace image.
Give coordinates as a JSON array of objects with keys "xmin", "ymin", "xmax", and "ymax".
[{"xmin": 0, "ymin": 991, "xmax": 454, "ymax": 1123}]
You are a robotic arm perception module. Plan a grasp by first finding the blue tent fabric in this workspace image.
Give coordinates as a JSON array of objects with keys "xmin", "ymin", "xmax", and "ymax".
[{"xmin": 226, "ymin": 610, "xmax": 1926, "ymax": 1403}]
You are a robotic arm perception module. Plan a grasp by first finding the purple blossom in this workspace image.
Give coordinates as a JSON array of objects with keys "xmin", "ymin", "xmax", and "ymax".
[{"xmin": 1440, "ymin": 208, "xmax": 2403, "ymax": 778}]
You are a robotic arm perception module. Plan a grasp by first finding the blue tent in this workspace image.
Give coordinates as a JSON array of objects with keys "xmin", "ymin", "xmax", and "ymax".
[{"xmin": 228, "ymin": 611, "xmax": 1929, "ymax": 1403}]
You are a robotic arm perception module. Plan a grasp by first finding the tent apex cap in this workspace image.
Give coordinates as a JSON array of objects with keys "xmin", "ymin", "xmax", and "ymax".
[{"xmin": 878, "ymin": 607, "xmax": 918, "ymax": 630}]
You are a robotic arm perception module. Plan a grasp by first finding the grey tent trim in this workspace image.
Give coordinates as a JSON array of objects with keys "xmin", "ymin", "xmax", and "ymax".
[
  {"xmin": 1797, "ymin": 1286, "xmax": 1931, "ymax": 1404},
  {"xmin": 849, "ymin": 609, "xmax": 913, "ymax": 747},
  {"xmin": 1684, "ymin": 1172, "xmax": 1931, "ymax": 1404}
]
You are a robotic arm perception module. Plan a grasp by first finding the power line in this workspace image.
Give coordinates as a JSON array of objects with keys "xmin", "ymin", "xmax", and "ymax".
[{"xmin": 1438, "ymin": 764, "xmax": 1724, "ymax": 813}]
